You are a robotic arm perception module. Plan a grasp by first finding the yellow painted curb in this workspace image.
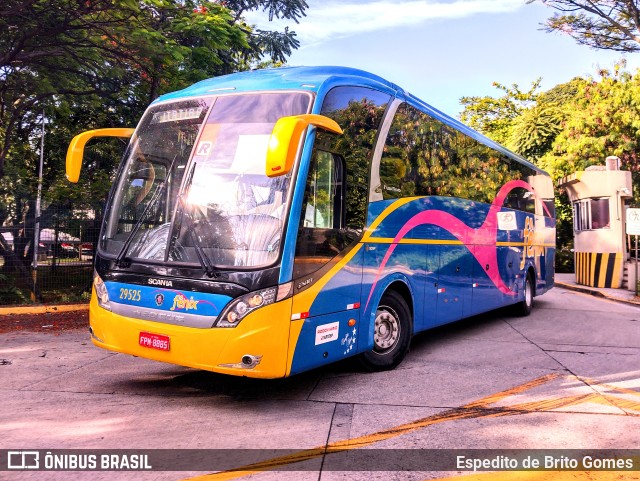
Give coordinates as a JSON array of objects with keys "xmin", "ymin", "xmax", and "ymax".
[
  {"xmin": 555, "ymin": 281, "xmax": 640, "ymax": 307},
  {"xmin": 0, "ymin": 304, "xmax": 89, "ymax": 316}
]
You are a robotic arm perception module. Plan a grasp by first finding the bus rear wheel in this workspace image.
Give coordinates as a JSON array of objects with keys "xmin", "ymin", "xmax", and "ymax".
[
  {"xmin": 359, "ymin": 290, "xmax": 412, "ymax": 371},
  {"xmin": 514, "ymin": 273, "xmax": 534, "ymax": 316}
]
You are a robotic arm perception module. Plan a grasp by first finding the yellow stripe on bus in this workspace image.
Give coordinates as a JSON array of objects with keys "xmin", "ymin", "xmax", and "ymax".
[
  {"xmin": 290, "ymin": 243, "xmax": 364, "ymax": 315},
  {"xmin": 367, "ymin": 237, "xmax": 464, "ymax": 245},
  {"xmin": 362, "ymin": 196, "xmax": 423, "ymax": 241},
  {"xmin": 367, "ymin": 238, "xmax": 554, "ymax": 248}
]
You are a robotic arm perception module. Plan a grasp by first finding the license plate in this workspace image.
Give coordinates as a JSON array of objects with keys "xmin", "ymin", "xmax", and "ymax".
[{"xmin": 139, "ymin": 332, "xmax": 170, "ymax": 352}]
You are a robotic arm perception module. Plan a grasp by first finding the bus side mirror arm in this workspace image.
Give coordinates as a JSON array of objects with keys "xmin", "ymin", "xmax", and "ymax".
[
  {"xmin": 266, "ymin": 114, "xmax": 343, "ymax": 178},
  {"xmin": 66, "ymin": 128, "xmax": 135, "ymax": 183}
]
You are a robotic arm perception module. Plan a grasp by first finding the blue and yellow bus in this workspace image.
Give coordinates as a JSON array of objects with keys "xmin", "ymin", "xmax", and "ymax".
[{"xmin": 67, "ymin": 66, "xmax": 555, "ymax": 378}]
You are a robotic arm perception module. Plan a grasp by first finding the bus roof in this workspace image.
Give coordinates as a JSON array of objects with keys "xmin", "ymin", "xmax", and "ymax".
[
  {"xmin": 156, "ymin": 66, "xmax": 546, "ymax": 175},
  {"xmin": 156, "ymin": 66, "xmax": 402, "ymax": 101}
]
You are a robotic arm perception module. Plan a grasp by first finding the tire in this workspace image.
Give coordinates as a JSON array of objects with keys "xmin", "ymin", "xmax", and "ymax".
[
  {"xmin": 514, "ymin": 273, "xmax": 534, "ymax": 316},
  {"xmin": 359, "ymin": 290, "xmax": 412, "ymax": 371}
]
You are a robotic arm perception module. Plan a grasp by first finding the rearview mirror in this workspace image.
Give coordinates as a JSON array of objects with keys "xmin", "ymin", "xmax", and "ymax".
[
  {"xmin": 66, "ymin": 128, "xmax": 134, "ymax": 183},
  {"xmin": 266, "ymin": 114, "xmax": 342, "ymax": 178}
]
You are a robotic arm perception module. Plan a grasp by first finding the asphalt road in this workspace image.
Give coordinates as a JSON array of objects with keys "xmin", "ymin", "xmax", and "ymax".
[{"xmin": 2, "ymin": 286, "xmax": 640, "ymax": 481}]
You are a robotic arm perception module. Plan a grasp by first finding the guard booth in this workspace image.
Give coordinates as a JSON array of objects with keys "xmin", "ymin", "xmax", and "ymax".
[{"xmin": 558, "ymin": 157, "xmax": 633, "ymax": 288}]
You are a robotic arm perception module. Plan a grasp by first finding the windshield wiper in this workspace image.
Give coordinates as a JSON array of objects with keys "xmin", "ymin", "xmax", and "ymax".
[
  {"xmin": 175, "ymin": 194, "xmax": 221, "ymax": 279},
  {"xmin": 166, "ymin": 161, "xmax": 221, "ymax": 278},
  {"xmin": 166, "ymin": 160, "xmax": 196, "ymax": 260},
  {"xmin": 115, "ymin": 155, "xmax": 179, "ymax": 267}
]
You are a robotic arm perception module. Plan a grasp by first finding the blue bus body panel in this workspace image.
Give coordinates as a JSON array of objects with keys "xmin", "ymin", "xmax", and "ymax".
[
  {"xmin": 289, "ymin": 248, "xmax": 364, "ymax": 375},
  {"xmin": 289, "ymin": 189, "xmax": 555, "ymax": 372},
  {"xmin": 104, "ymin": 281, "xmax": 232, "ymax": 327}
]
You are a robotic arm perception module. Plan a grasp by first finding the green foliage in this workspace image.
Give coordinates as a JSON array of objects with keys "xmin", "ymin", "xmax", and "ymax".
[
  {"xmin": 0, "ymin": 0, "xmax": 307, "ymax": 180},
  {"xmin": 459, "ymin": 77, "xmax": 585, "ymax": 163},
  {"xmin": 506, "ymin": 78, "xmax": 586, "ymax": 161},
  {"xmin": 459, "ymin": 80, "xmax": 541, "ymax": 145},
  {"xmin": 553, "ymin": 190, "xmax": 574, "ymax": 273},
  {"xmin": 0, "ymin": 0, "xmax": 308, "ymax": 271},
  {"xmin": 458, "ymin": 62, "xmax": 640, "ymax": 270},
  {"xmin": 0, "ymin": 272, "xmax": 29, "ymax": 305},
  {"xmin": 0, "ymin": 266, "xmax": 93, "ymax": 305},
  {"xmin": 528, "ymin": 0, "xmax": 640, "ymax": 52},
  {"xmin": 507, "ymin": 104, "xmax": 565, "ymax": 160},
  {"xmin": 554, "ymin": 248, "xmax": 575, "ymax": 273},
  {"xmin": 540, "ymin": 66, "xmax": 640, "ymax": 184}
]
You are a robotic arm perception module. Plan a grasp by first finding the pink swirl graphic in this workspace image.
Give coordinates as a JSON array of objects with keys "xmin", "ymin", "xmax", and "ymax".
[{"xmin": 365, "ymin": 180, "xmax": 535, "ymax": 311}]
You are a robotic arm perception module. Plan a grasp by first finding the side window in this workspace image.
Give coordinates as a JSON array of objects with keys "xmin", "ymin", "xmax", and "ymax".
[
  {"xmin": 317, "ymin": 86, "xmax": 391, "ymax": 231},
  {"xmin": 379, "ymin": 103, "xmax": 465, "ymax": 200},
  {"xmin": 379, "ymin": 103, "xmax": 420, "ymax": 199},
  {"xmin": 503, "ymin": 186, "xmax": 535, "ymax": 213},
  {"xmin": 378, "ymin": 104, "xmax": 544, "ymax": 209},
  {"xmin": 303, "ymin": 151, "xmax": 342, "ymax": 229},
  {"xmin": 293, "ymin": 151, "xmax": 347, "ymax": 279},
  {"xmin": 293, "ymin": 86, "xmax": 390, "ymax": 279},
  {"xmin": 574, "ymin": 198, "xmax": 610, "ymax": 231},
  {"xmin": 590, "ymin": 198, "xmax": 610, "ymax": 229}
]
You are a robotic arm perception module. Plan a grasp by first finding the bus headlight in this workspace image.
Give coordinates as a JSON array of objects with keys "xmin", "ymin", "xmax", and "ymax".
[
  {"xmin": 215, "ymin": 287, "xmax": 278, "ymax": 328},
  {"xmin": 93, "ymin": 271, "xmax": 111, "ymax": 311}
]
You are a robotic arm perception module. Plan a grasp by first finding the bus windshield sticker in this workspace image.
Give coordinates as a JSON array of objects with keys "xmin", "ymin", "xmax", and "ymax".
[{"xmin": 498, "ymin": 211, "xmax": 518, "ymax": 231}]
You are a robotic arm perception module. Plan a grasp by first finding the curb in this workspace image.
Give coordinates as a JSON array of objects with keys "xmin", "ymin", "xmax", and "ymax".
[
  {"xmin": 0, "ymin": 304, "xmax": 89, "ymax": 316},
  {"xmin": 555, "ymin": 281, "xmax": 640, "ymax": 307}
]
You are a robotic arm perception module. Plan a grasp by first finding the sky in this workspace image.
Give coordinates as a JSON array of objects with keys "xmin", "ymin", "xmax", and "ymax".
[{"xmin": 248, "ymin": 0, "xmax": 640, "ymax": 117}]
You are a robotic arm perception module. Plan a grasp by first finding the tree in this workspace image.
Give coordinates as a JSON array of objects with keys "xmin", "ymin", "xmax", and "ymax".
[
  {"xmin": 507, "ymin": 78, "xmax": 586, "ymax": 160},
  {"xmin": 2, "ymin": 0, "xmax": 151, "ymax": 178},
  {"xmin": 539, "ymin": 65, "xmax": 640, "ymax": 179},
  {"xmin": 529, "ymin": 0, "xmax": 640, "ymax": 52},
  {"xmin": 457, "ymin": 64, "xmax": 640, "ymax": 269},
  {"xmin": 458, "ymin": 77, "xmax": 586, "ymax": 165},
  {"xmin": 224, "ymin": 0, "xmax": 307, "ymax": 63},
  {"xmin": 0, "ymin": 0, "xmax": 308, "ymax": 180},
  {"xmin": 459, "ymin": 80, "xmax": 541, "ymax": 146},
  {"xmin": 0, "ymin": 0, "xmax": 309, "ymax": 274}
]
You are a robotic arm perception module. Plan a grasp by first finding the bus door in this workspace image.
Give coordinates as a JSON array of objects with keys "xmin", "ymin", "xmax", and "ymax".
[
  {"xmin": 288, "ymin": 150, "xmax": 364, "ymax": 374},
  {"xmin": 468, "ymin": 244, "xmax": 507, "ymax": 317},
  {"xmin": 436, "ymin": 245, "xmax": 472, "ymax": 325}
]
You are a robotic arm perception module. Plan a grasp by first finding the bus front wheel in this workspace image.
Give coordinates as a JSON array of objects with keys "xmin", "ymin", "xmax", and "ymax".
[{"xmin": 359, "ymin": 290, "xmax": 412, "ymax": 371}]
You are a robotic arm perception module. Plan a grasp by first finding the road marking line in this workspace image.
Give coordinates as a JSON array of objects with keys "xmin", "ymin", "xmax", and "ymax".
[
  {"xmin": 181, "ymin": 373, "xmax": 640, "ymax": 481},
  {"xmin": 464, "ymin": 373, "xmax": 561, "ymax": 408}
]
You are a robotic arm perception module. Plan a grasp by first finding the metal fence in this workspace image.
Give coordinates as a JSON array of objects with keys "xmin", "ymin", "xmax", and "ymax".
[{"xmin": 0, "ymin": 204, "xmax": 101, "ymax": 306}]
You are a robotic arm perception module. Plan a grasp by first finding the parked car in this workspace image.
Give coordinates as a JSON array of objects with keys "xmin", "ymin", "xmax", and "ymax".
[
  {"xmin": 53, "ymin": 242, "xmax": 79, "ymax": 258},
  {"xmin": 81, "ymin": 242, "xmax": 94, "ymax": 260}
]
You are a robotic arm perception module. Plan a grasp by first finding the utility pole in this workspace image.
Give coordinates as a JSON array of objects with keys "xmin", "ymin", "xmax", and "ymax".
[{"xmin": 31, "ymin": 108, "xmax": 45, "ymax": 302}]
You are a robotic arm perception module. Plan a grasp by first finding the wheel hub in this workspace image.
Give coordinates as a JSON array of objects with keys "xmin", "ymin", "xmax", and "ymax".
[{"xmin": 374, "ymin": 307, "xmax": 400, "ymax": 352}]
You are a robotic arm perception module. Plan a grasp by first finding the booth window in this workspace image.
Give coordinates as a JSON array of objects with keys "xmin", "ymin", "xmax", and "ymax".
[{"xmin": 573, "ymin": 198, "xmax": 610, "ymax": 231}]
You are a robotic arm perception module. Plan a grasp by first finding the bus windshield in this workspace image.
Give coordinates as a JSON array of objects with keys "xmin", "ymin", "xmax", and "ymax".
[{"xmin": 102, "ymin": 92, "xmax": 312, "ymax": 269}]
